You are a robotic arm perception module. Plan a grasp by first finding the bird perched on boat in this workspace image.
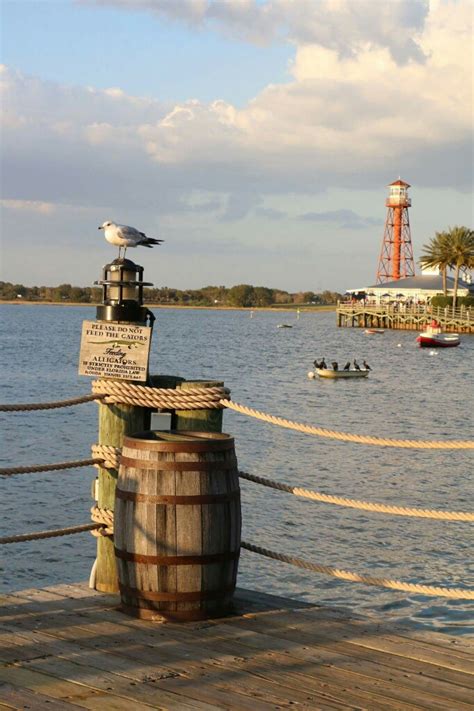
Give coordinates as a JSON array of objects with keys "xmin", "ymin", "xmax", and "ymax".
[
  {"xmin": 320, "ymin": 359, "xmax": 327, "ymax": 369},
  {"xmin": 331, "ymin": 361, "xmax": 339, "ymax": 371},
  {"xmin": 353, "ymin": 359, "xmax": 361, "ymax": 371},
  {"xmin": 99, "ymin": 221, "xmax": 163, "ymax": 259},
  {"xmin": 313, "ymin": 359, "xmax": 321, "ymax": 369},
  {"xmin": 363, "ymin": 360, "xmax": 371, "ymax": 371},
  {"xmin": 343, "ymin": 362, "xmax": 351, "ymax": 371}
]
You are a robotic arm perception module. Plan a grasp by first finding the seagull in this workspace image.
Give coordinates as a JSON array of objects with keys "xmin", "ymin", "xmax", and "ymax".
[{"xmin": 99, "ymin": 221, "xmax": 163, "ymax": 259}]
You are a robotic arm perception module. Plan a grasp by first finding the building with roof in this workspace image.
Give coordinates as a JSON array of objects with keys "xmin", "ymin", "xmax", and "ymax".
[{"xmin": 359, "ymin": 269, "xmax": 474, "ymax": 304}]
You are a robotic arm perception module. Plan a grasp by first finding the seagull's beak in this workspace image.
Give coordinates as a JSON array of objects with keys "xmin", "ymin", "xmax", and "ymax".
[{"xmin": 98, "ymin": 226, "xmax": 103, "ymax": 230}]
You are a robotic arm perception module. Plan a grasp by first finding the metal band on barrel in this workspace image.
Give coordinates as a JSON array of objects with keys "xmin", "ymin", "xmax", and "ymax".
[
  {"xmin": 119, "ymin": 583, "xmax": 235, "ymax": 601},
  {"xmin": 114, "ymin": 548, "xmax": 240, "ymax": 565},
  {"xmin": 116, "ymin": 488, "xmax": 240, "ymax": 505},
  {"xmin": 119, "ymin": 456, "xmax": 237, "ymax": 471}
]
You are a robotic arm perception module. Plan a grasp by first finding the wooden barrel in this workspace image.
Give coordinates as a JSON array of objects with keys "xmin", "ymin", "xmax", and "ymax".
[{"xmin": 114, "ymin": 431, "xmax": 241, "ymax": 621}]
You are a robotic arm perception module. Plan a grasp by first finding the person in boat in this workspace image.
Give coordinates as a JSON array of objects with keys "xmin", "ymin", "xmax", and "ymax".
[
  {"xmin": 343, "ymin": 362, "xmax": 351, "ymax": 371},
  {"xmin": 332, "ymin": 361, "xmax": 338, "ymax": 371},
  {"xmin": 353, "ymin": 359, "xmax": 361, "ymax": 371},
  {"xmin": 363, "ymin": 360, "xmax": 371, "ymax": 371}
]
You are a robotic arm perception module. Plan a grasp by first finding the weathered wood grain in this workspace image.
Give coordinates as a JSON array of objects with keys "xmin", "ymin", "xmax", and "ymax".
[
  {"xmin": 115, "ymin": 432, "xmax": 241, "ymax": 620},
  {"xmin": 1, "ymin": 584, "xmax": 472, "ymax": 711}
]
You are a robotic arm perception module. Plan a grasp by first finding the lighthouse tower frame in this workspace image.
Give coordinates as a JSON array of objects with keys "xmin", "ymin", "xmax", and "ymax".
[{"xmin": 376, "ymin": 179, "xmax": 416, "ymax": 284}]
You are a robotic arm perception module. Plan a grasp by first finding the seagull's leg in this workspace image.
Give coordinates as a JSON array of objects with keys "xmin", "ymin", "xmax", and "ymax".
[
  {"xmin": 123, "ymin": 246, "xmax": 127, "ymax": 259},
  {"xmin": 117, "ymin": 246, "xmax": 122, "ymax": 259}
]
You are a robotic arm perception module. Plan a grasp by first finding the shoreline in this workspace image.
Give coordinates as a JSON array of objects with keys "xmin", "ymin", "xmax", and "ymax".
[{"xmin": 0, "ymin": 301, "xmax": 336, "ymax": 313}]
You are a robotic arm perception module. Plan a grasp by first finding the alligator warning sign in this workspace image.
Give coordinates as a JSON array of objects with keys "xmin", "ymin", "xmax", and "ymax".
[{"xmin": 79, "ymin": 320, "xmax": 151, "ymax": 381}]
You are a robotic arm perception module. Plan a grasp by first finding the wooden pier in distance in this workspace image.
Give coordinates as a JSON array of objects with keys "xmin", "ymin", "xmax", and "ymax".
[
  {"xmin": 337, "ymin": 302, "xmax": 473, "ymax": 333},
  {"xmin": 1, "ymin": 583, "xmax": 473, "ymax": 710}
]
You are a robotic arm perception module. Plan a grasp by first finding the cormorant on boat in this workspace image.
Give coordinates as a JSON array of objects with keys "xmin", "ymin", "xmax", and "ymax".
[
  {"xmin": 363, "ymin": 360, "xmax": 371, "ymax": 371},
  {"xmin": 320, "ymin": 359, "xmax": 327, "ymax": 369},
  {"xmin": 343, "ymin": 362, "xmax": 351, "ymax": 371},
  {"xmin": 353, "ymin": 359, "xmax": 361, "ymax": 371},
  {"xmin": 331, "ymin": 361, "xmax": 338, "ymax": 371},
  {"xmin": 313, "ymin": 359, "xmax": 321, "ymax": 369}
]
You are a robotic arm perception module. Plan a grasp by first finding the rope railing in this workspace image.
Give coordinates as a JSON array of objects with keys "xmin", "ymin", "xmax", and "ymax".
[
  {"xmin": 2, "ymin": 450, "xmax": 474, "ymax": 523},
  {"xmin": 0, "ymin": 523, "xmax": 103, "ymax": 545},
  {"xmin": 1, "ymin": 382, "xmax": 473, "ymax": 448},
  {"xmin": 5, "ymin": 520, "xmax": 472, "ymax": 599},
  {"xmin": 0, "ymin": 393, "xmax": 104, "ymax": 412},
  {"xmin": 0, "ymin": 458, "xmax": 100, "ymax": 477},
  {"xmin": 221, "ymin": 400, "xmax": 474, "ymax": 450},
  {"xmin": 241, "ymin": 542, "xmax": 474, "ymax": 600},
  {"xmin": 239, "ymin": 471, "xmax": 474, "ymax": 522},
  {"xmin": 91, "ymin": 380, "xmax": 230, "ymax": 409}
]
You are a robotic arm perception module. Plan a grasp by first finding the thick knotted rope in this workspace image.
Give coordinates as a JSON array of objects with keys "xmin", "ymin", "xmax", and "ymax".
[
  {"xmin": 90, "ymin": 505, "xmax": 114, "ymax": 536},
  {"xmin": 92, "ymin": 380, "xmax": 230, "ymax": 410},
  {"xmin": 91, "ymin": 445, "xmax": 121, "ymax": 470},
  {"xmin": 241, "ymin": 542, "xmax": 474, "ymax": 600},
  {"xmin": 239, "ymin": 471, "xmax": 474, "ymax": 522},
  {"xmin": 222, "ymin": 400, "xmax": 474, "ymax": 450},
  {"xmin": 2, "ymin": 382, "xmax": 473, "ymax": 448}
]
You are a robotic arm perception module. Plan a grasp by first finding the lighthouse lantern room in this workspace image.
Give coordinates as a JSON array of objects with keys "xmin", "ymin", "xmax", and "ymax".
[{"xmin": 376, "ymin": 179, "xmax": 416, "ymax": 283}]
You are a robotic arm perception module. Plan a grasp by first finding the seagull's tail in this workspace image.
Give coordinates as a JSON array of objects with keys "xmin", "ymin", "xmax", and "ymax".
[{"xmin": 141, "ymin": 237, "xmax": 164, "ymax": 248}]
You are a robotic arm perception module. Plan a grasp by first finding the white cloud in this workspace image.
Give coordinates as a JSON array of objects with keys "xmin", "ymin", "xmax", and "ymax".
[
  {"xmin": 81, "ymin": 0, "xmax": 428, "ymax": 62},
  {"xmin": 1, "ymin": 199, "xmax": 56, "ymax": 215},
  {"xmin": 1, "ymin": 0, "xmax": 472, "ymax": 226}
]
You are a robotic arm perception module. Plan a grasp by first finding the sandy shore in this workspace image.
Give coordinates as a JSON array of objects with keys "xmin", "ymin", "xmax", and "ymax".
[{"xmin": 0, "ymin": 301, "xmax": 335, "ymax": 312}]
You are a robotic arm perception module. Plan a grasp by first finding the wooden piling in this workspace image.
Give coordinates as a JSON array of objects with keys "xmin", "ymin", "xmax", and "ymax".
[
  {"xmin": 95, "ymin": 402, "xmax": 147, "ymax": 593},
  {"xmin": 174, "ymin": 380, "xmax": 224, "ymax": 433},
  {"xmin": 94, "ymin": 374, "xmax": 185, "ymax": 593}
]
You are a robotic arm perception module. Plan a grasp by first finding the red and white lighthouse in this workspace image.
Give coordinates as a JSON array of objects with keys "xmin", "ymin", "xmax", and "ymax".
[{"xmin": 376, "ymin": 179, "xmax": 416, "ymax": 284}]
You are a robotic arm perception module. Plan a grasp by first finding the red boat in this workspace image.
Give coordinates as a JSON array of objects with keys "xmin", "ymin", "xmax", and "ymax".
[{"xmin": 416, "ymin": 321, "xmax": 460, "ymax": 348}]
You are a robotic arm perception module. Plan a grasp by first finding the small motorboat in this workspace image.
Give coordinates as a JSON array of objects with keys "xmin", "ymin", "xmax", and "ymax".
[
  {"xmin": 365, "ymin": 328, "xmax": 385, "ymax": 335},
  {"xmin": 315, "ymin": 368, "xmax": 369, "ymax": 379},
  {"xmin": 416, "ymin": 321, "xmax": 460, "ymax": 348},
  {"xmin": 277, "ymin": 324, "xmax": 293, "ymax": 329}
]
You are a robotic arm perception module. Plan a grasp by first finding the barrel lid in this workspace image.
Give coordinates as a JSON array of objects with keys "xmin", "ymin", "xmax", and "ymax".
[{"xmin": 123, "ymin": 430, "xmax": 234, "ymax": 452}]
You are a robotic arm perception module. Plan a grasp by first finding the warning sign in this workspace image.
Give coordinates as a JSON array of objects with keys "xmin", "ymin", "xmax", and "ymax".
[{"xmin": 79, "ymin": 320, "xmax": 152, "ymax": 382}]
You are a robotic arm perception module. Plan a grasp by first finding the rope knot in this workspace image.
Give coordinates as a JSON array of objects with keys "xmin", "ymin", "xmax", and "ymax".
[{"xmin": 90, "ymin": 505, "xmax": 114, "ymax": 537}]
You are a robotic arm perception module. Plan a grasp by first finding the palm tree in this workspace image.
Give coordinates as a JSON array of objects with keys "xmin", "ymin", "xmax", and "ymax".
[
  {"xmin": 420, "ymin": 231, "xmax": 451, "ymax": 295},
  {"xmin": 444, "ymin": 226, "xmax": 474, "ymax": 308}
]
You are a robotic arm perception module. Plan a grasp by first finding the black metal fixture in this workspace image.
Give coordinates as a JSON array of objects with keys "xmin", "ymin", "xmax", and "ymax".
[{"xmin": 95, "ymin": 258, "xmax": 154, "ymax": 324}]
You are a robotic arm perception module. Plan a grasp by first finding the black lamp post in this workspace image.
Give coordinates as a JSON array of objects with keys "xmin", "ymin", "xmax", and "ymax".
[{"xmin": 95, "ymin": 258, "xmax": 154, "ymax": 324}]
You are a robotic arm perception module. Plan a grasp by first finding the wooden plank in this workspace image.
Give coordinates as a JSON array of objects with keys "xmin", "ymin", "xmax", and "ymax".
[
  {"xmin": 0, "ymin": 667, "xmax": 146, "ymax": 711},
  {"xmin": 2, "ymin": 585, "xmax": 473, "ymax": 711},
  {"xmin": 0, "ymin": 602, "xmax": 286, "ymax": 710},
  {"xmin": 0, "ymin": 681, "xmax": 83, "ymax": 710},
  {"xmin": 151, "ymin": 613, "xmax": 474, "ymax": 691},
  {"xmin": 0, "ymin": 628, "xmax": 219, "ymax": 711},
  {"xmin": 0, "ymin": 593, "xmax": 361, "ymax": 710},
  {"xmin": 0, "ymin": 598, "xmax": 461, "ymax": 711}
]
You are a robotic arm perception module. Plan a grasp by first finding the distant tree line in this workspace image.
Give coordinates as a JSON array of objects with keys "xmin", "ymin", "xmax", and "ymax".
[{"xmin": 0, "ymin": 281, "xmax": 343, "ymax": 307}]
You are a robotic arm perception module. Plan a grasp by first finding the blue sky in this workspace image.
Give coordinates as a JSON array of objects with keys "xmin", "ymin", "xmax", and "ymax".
[
  {"xmin": 2, "ymin": 1, "xmax": 292, "ymax": 105},
  {"xmin": 1, "ymin": 0, "xmax": 472, "ymax": 290}
]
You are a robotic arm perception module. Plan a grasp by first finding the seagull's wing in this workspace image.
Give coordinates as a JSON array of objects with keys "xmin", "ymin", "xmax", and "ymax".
[{"xmin": 116, "ymin": 224, "xmax": 142, "ymax": 240}]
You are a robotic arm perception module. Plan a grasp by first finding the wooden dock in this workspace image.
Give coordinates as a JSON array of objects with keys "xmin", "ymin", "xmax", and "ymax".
[
  {"xmin": 336, "ymin": 303, "xmax": 473, "ymax": 333},
  {"xmin": 0, "ymin": 584, "xmax": 473, "ymax": 710}
]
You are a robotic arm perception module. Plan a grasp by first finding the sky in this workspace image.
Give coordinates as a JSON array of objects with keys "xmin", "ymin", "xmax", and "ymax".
[{"xmin": 1, "ymin": 0, "xmax": 473, "ymax": 292}]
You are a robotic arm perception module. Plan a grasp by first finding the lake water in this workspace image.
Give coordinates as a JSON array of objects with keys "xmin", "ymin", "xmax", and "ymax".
[{"xmin": 1, "ymin": 304, "xmax": 473, "ymax": 636}]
